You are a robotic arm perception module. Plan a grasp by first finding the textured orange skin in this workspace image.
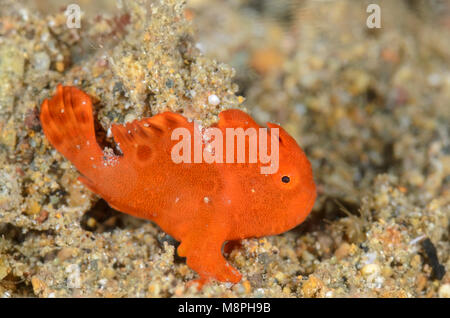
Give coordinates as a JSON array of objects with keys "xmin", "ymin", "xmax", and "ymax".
[{"xmin": 40, "ymin": 85, "xmax": 316, "ymax": 287}]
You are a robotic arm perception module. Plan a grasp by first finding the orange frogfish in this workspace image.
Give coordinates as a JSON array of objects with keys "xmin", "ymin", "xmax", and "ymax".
[{"xmin": 40, "ymin": 85, "xmax": 316, "ymax": 287}]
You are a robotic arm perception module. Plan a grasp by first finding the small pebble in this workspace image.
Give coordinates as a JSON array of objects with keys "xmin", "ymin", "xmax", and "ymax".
[
  {"xmin": 361, "ymin": 264, "xmax": 380, "ymax": 277},
  {"xmin": 207, "ymin": 94, "xmax": 220, "ymax": 106},
  {"xmin": 32, "ymin": 52, "xmax": 51, "ymax": 71},
  {"xmin": 438, "ymin": 284, "xmax": 450, "ymax": 298}
]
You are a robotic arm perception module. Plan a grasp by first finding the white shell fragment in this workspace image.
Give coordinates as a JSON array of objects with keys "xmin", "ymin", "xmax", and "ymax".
[{"xmin": 207, "ymin": 94, "xmax": 220, "ymax": 106}]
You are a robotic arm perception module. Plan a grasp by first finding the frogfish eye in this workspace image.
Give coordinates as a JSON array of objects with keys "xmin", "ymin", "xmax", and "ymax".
[{"xmin": 281, "ymin": 176, "xmax": 290, "ymax": 183}]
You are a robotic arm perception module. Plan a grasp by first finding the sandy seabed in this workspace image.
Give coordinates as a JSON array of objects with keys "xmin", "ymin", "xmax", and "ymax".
[{"xmin": 0, "ymin": 0, "xmax": 448, "ymax": 297}]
